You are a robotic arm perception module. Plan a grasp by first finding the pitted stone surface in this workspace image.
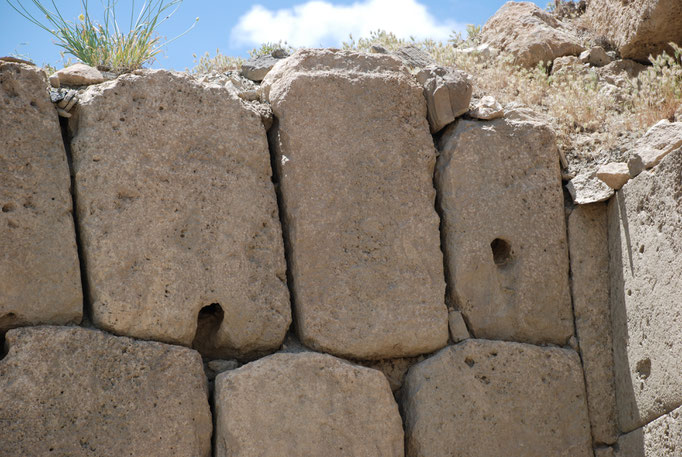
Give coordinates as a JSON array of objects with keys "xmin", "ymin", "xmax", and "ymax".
[
  {"xmin": 608, "ymin": 147, "xmax": 682, "ymax": 433},
  {"xmin": 402, "ymin": 339, "xmax": 592, "ymax": 457},
  {"xmin": 436, "ymin": 117, "xmax": 573, "ymax": 345},
  {"xmin": 214, "ymin": 352, "xmax": 404, "ymax": 457},
  {"xmin": 568, "ymin": 203, "xmax": 618, "ymax": 445},
  {"xmin": 0, "ymin": 62, "xmax": 82, "ymax": 331},
  {"xmin": 71, "ymin": 69, "xmax": 290, "ymax": 358},
  {"xmin": 262, "ymin": 49, "xmax": 448, "ymax": 359},
  {"xmin": 615, "ymin": 404, "xmax": 681, "ymax": 457},
  {"xmin": 0, "ymin": 326, "xmax": 212, "ymax": 457}
]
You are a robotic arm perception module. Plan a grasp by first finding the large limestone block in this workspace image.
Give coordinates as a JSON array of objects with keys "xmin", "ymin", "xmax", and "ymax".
[
  {"xmin": 584, "ymin": 0, "xmax": 682, "ymax": 63},
  {"xmin": 481, "ymin": 1, "xmax": 584, "ymax": 67},
  {"xmin": 608, "ymin": 147, "xmax": 682, "ymax": 433},
  {"xmin": 568, "ymin": 203, "xmax": 618, "ymax": 445},
  {"xmin": 402, "ymin": 339, "xmax": 593, "ymax": 457},
  {"xmin": 262, "ymin": 49, "xmax": 448, "ymax": 359},
  {"xmin": 436, "ymin": 117, "xmax": 573, "ymax": 345},
  {"xmin": 0, "ymin": 326, "xmax": 212, "ymax": 457},
  {"xmin": 615, "ymin": 404, "xmax": 682, "ymax": 457},
  {"xmin": 71, "ymin": 70, "xmax": 290, "ymax": 358},
  {"xmin": 214, "ymin": 352, "xmax": 404, "ymax": 457},
  {"xmin": 0, "ymin": 62, "xmax": 82, "ymax": 330}
]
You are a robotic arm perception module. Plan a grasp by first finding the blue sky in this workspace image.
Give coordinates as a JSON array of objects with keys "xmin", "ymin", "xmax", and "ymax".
[{"xmin": 0, "ymin": 0, "xmax": 544, "ymax": 70}]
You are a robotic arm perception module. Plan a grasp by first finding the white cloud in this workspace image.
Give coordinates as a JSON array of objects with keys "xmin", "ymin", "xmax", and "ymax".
[{"xmin": 230, "ymin": 0, "xmax": 464, "ymax": 48}]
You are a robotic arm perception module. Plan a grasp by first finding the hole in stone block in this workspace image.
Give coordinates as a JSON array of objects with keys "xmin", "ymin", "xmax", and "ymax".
[
  {"xmin": 192, "ymin": 303, "xmax": 224, "ymax": 357},
  {"xmin": 2, "ymin": 203, "xmax": 15, "ymax": 212},
  {"xmin": 636, "ymin": 358, "xmax": 651, "ymax": 379},
  {"xmin": 491, "ymin": 238, "xmax": 513, "ymax": 266}
]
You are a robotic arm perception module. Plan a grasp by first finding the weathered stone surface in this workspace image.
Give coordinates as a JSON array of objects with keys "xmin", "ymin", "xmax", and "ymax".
[
  {"xmin": 597, "ymin": 59, "xmax": 647, "ymax": 88},
  {"xmin": 597, "ymin": 162, "xmax": 631, "ymax": 190},
  {"xmin": 415, "ymin": 65, "xmax": 472, "ymax": 133},
  {"xmin": 454, "ymin": 43, "xmax": 500, "ymax": 59},
  {"xmin": 402, "ymin": 340, "xmax": 592, "ymax": 457},
  {"xmin": 469, "ymin": 95, "xmax": 504, "ymax": 120},
  {"xmin": 551, "ymin": 55, "xmax": 583, "ymax": 75},
  {"xmin": 0, "ymin": 326, "xmax": 212, "ymax": 457},
  {"xmin": 71, "ymin": 69, "xmax": 290, "ymax": 358},
  {"xmin": 0, "ymin": 62, "xmax": 82, "ymax": 331},
  {"xmin": 241, "ymin": 51, "xmax": 289, "ymax": 82},
  {"xmin": 580, "ymin": 46, "xmax": 613, "ymax": 67},
  {"xmin": 392, "ymin": 45, "xmax": 434, "ymax": 69},
  {"xmin": 630, "ymin": 119, "xmax": 682, "ymax": 170},
  {"xmin": 595, "ymin": 447, "xmax": 616, "ymax": 457},
  {"xmin": 360, "ymin": 356, "xmax": 423, "ymax": 392},
  {"xmin": 436, "ymin": 117, "xmax": 573, "ymax": 345},
  {"xmin": 262, "ymin": 49, "xmax": 448, "ymax": 359},
  {"xmin": 567, "ymin": 172, "xmax": 615, "ymax": 204},
  {"xmin": 568, "ymin": 203, "xmax": 618, "ymax": 445},
  {"xmin": 55, "ymin": 63, "xmax": 105, "ymax": 86},
  {"xmin": 214, "ymin": 352, "xmax": 404, "ymax": 457},
  {"xmin": 608, "ymin": 147, "xmax": 682, "ymax": 433},
  {"xmin": 614, "ymin": 405, "xmax": 682, "ymax": 457},
  {"xmin": 584, "ymin": 0, "xmax": 682, "ymax": 63},
  {"xmin": 448, "ymin": 309, "xmax": 470, "ymax": 343},
  {"xmin": 481, "ymin": 1, "xmax": 584, "ymax": 67}
]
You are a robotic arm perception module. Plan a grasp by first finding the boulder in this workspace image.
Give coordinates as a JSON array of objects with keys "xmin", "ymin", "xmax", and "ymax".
[
  {"xmin": 55, "ymin": 63, "xmax": 106, "ymax": 86},
  {"xmin": 415, "ymin": 65, "xmax": 472, "ymax": 133},
  {"xmin": 241, "ymin": 50, "xmax": 289, "ymax": 82},
  {"xmin": 481, "ymin": 1, "xmax": 584, "ymax": 67},
  {"xmin": 583, "ymin": 0, "xmax": 682, "ymax": 63},
  {"xmin": 630, "ymin": 119, "xmax": 682, "ymax": 170},
  {"xmin": 614, "ymin": 404, "xmax": 682, "ymax": 457},
  {"xmin": 597, "ymin": 162, "xmax": 631, "ymax": 189},
  {"xmin": 71, "ymin": 69, "xmax": 290, "ymax": 358},
  {"xmin": 262, "ymin": 49, "xmax": 448, "ymax": 359},
  {"xmin": 402, "ymin": 340, "xmax": 593, "ymax": 457},
  {"xmin": 608, "ymin": 147, "xmax": 682, "ymax": 432},
  {"xmin": 551, "ymin": 55, "xmax": 584, "ymax": 75},
  {"xmin": 567, "ymin": 172, "xmax": 615, "ymax": 204},
  {"xmin": 0, "ymin": 62, "xmax": 82, "ymax": 331},
  {"xmin": 579, "ymin": 46, "xmax": 613, "ymax": 67},
  {"xmin": 469, "ymin": 95, "xmax": 504, "ymax": 120},
  {"xmin": 568, "ymin": 204, "xmax": 618, "ymax": 445},
  {"xmin": 214, "ymin": 352, "xmax": 404, "ymax": 457},
  {"xmin": 391, "ymin": 45, "xmax": 434, "ymax": 69},
  {"xmin": 436, "ymin": 116, "xmax": 573, "ymax": 345},
  {"xmin": 0, "ymin": 326, "xmax": 212, "ymax": 457}
]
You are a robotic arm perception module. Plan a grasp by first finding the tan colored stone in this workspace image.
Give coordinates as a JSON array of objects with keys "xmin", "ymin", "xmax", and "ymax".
[
  {"xmin": 481, "ymin": 1, "xmax": 584, "ymax": 67},
  {"xmin": 71, "ymin": 69, "xmax": 290, "ymax": 358},
  {"xmin": 595, "ymin": 447, "xmax": 616, "ymax": 457},
  {"xmin": 468, "ymin": 95, "xmax": 504, "ymax": 120},
  {"xmin": 436, "ymin": 117, "xmax": 573, "ymax": 345},
  {"xmin": 0, "ymin": 62, "xmax": 82, "ymax": 331},
  {"xmin": 583, "ymin": 0, "xmax": 682, "ymax": 63},
  {"xmin": 360, "ymin": 356, "xmax": 423, "ymax": 392},
  {"xmin": 402, "ymin": 340, "xmax": 593, "ymax": 457},
  {"xmin": 597, "ymin": 60, "xmax": 647, "ymax": 88},
  {"xmin": 614, "ymin": 405, "xmax": 682, "ymax": 457},
  {"xmin": 551, "ymin": 55, "xmax": 583, "ymax": 75},
  {"xmin": 579, "ymin": 46, "xmax": 613, "ymax": 67},
  {"xmin": 0, "ymin": 326, "xmax": 212, "ymax": 457},
  {"xmin": 448, "ymin": 309, "xmax": 470, "ymax": 343},
  {"xmin": 608, "ymin": 147, "xmax": 682, "ymax": 433},
  {"xmin": 214, "ymin": 352, "xmax": 404, "ymax": 457},
  {"xmin": 568, "ymin": 204, "xmax": 618, "ymax": 445},
  {"xmin": 567, "ymin": 172, "xmax": 615, "ymax": 204},
  {"xmin": 597, "ymin": 162, "xmax": 631, "ymax": 190},
  {"xmin": 392, "ymin": 45, "xmax": 434, "ymax": 69},
  {"xmin": 55, "ymin": 63, "xmax": 105, "ymax": 86},
  {"xmin": 415, "ymin": 65, "xmax": 472, "ymax": 133},
  {"xmin": 262, "ymin": 49, "xmax": 448, "ymax": 359},
  {"xmin": 631, "ymin": 119, "xmax": 682, "ymax": 170}
]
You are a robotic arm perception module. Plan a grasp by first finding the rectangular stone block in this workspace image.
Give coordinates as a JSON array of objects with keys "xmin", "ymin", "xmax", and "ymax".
[
  {"xmin": 608, "ymin": 147, "xmax": 682, "ymax": 433},
  {"xmin": 0, "ymin": 326, "xmax": 212, "ymax": 456},
  {"xmin": 436, "ymin": 115, "xmax": 573, "ymax": 345},
  {"xmin": 615, "ymin": 405, "xmax": 681, "ymax": 457},
  {"xmin": 71, "ymin": 70, "xmax": 290, "ymax": 358},
  {"xmin": 568, "ymin": 203, "xmax": 618, "ymax": 445},
  {"xmin": 0, "ymin": 62, "xmax": 82, "ymax": 330},
  {"xmin": 262, "ymin": 49, "xmax": 448, "ymax": 359}
]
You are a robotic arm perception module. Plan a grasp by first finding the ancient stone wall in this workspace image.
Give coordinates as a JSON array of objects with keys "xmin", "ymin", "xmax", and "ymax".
[{"xmin": 1, "ymin": 48, "xmax": 680, "ymax": 456}]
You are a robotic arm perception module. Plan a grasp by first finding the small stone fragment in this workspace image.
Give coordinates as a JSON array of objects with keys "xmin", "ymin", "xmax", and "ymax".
[
  {"xmin": 448, "ymin": 309, "xmax": 470, "ymax": 343},
  {"xmin": 392, "ymin": 45, "xmax": 434, "ymax": 69},
  {"xmin": 208, "ymin": 359, "xmax": 240, "ymax": 373},
  {"xmin": 551, "ymin": 55, "xmax": 583, "ymax": 75},
  {"xmin": 55, "ymin": 63, "xmax": 105, "ymax": 86},
  {"xmin": 415, "ymin": 65, "xmax": 472, "ymax": 133},
  {"xmin": 370, "ymin": 45, "xmax": 388, "ymax": 54},
  {"xmin": 241, "ymin": 50, "xmax": 289, "ymax": 82},
  {"xmin": 630, "ymin": 119, "xmax": 682, "ymax": 169},
  {"xmin": 469, "ymin": 95, "xmax": 504, "ymax": 120},
  {"xmin": 579, "ymin": 46, "xmax": 613, "ymax": 67},
  {"xmin": 567, "ymin": 172, "xmax": 614, "ymax": 204},
  {"xmin": 455, "ymin": 43, "xmax": 500, "ymax": 59},
  {"xmin": 597, "ymin": 162, "xmax": 630, "ymax": 190},
  {"xmin": 56, "ymin": 107, "xmax": 72, "ymax": 118},
  {"xmin": 214, "ymin": 352, "xmax": 404, "ymax": 457},
  {"xmin": 48, "ymin": 73, "xmax": 60, "ymax": 87},
  {"xmin": 594, "ymin": 447, "xmax": 615, "ymax": 457}
]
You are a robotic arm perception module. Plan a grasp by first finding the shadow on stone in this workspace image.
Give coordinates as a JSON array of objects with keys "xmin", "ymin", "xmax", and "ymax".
[{"xmin": 192, "ymin": 303, "xmax": 225, "ymax": 358}]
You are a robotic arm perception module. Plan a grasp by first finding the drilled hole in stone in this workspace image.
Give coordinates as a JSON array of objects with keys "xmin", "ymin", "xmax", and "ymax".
[
  {"xmin": 491, "ymin": 238, "xmax": 513, "ymax": 266},
  {"xmin": 636, "ymin": 358, "xmax": 651, "ymax": 379},
  {"xmin": 192, "ymin": 303, "xmax": 224, "ymax": 357}
]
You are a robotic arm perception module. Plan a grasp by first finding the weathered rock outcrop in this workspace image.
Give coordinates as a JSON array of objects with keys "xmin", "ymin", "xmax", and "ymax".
[
  {"xmin": 0, "ymin": 326, "xmax": 212, "ymax": 457},
  {"xmin": 71, "ymin": 69, "xmax": 290, "ymax": 358},
  {"xmin": 415, "ymin": 65, "xmax": 472, "ymax": 133},
  {"xmin": 402, "ymin": 340, "xmax": 592, "ymax": 457},
  {"xmin": 584, "ymin": 0, "xmax": 682, "ymax": 63},
  {"xmin": 436, "ymin": 116, "xmax": 573, "ymax": 345},
  {"xmin": 614, "ymin": 404, "xmax": 681, "ymax": 457},
  {"xmin": 0, "ymin": 62, "xmax": 82, "ymax": 331},
  {"xmin": 568, "ymin": 203, "xmax": 618, "ymax": 445},
  {"xmin": 214, "ymin": 352, "xmax": 404, "ymax": 457},
  {"xmin": 608, "ymin": 147, "xmax": 682, "ymax": 432},
  {"xmin": 481, "ymin": 1, "xmax": 584, "ymax": 67},
  {"xmin": 262, "ymin": 49, "xmax": 448, "ymax": 359}
]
